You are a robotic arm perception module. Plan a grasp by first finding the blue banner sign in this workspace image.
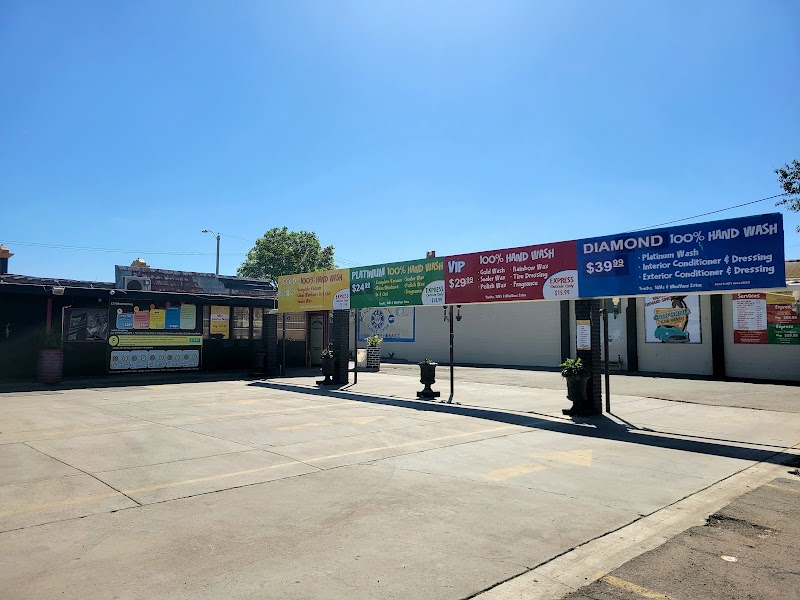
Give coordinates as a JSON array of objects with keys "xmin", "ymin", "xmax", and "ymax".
[{"xmin": 577, "ymin": 213, "xmax": 785, "ymax": 298}]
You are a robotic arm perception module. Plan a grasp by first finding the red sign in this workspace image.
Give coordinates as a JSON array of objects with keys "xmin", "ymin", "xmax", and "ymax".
[{"xmin": 444, "ymin": 240, "xmax": 578, "ymax": 304}]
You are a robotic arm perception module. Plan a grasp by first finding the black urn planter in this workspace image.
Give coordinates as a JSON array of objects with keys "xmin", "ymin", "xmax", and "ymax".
[
  {"xmin": 318, "ymin": 356, "xmax": 336, "ymax": 386},
  {"xmin": 417, "ymin": 362, "xmax": 440, "ymax": 400},
  {"xmin": 563, "ymin": 375, "xmax": 591, "ymax": 416}
]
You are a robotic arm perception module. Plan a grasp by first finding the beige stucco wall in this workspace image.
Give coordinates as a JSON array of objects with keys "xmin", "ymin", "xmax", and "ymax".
[{"xmin": 381, "ymin": 301, "xmax": 563, "ymax": 367}]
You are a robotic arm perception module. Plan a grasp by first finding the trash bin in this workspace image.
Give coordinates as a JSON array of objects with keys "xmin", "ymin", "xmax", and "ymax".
[{"xmin": 356, "ymin": 349, "xmax": 368, "ymax": 369}]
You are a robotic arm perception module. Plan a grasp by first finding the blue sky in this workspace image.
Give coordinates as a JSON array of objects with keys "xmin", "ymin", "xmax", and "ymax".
[{"xmin": 2, "ymin": 1, "xmax": 799, "ymax": 281}]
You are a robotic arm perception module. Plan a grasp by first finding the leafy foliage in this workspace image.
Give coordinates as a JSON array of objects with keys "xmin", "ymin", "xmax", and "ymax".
[
  {"xmin": 237, "ymin": 227, "xmax": 335, "ymax": 283},
  {"xmin": 366, "ymin": 335, "xmax": 382, "ymax": 347},
  {"xmin": 39, "ymin": 329, "xmax": 64, "ymax": 350},
  {"xmin": 559, "ymin": 358, "xmax": 591, "ymax": 378},
  {"xmin": 320, "ymin": 349, "xmax": 335, "ymax": 359},
  {"xmin": 775, "ymin": 160, "xmax": 800, "ymax": 231}
]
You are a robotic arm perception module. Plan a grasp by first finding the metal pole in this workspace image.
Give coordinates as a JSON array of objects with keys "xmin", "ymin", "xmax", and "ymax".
[
  {"xmin": 215, "ymin": 234, "xmax": 220, "ymax": 276},
  {"xmin": 353, "ymin": 309, "xmax": 358, "ymax": 384},
  {"xmin": 449, "ymin": 305, "xmax": 454, "ymax": 402},
  {"xmin": 603, "ymin": 298, "xmax": 611, "ymax": 413},
  {"xmin": 281, "ymin": 312, "xmax": 286, "ymax": 376}
]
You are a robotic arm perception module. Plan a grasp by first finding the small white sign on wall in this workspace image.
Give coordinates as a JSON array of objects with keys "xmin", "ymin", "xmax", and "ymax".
[{"xmin": 576, "ymin": 320, "xmax": 591, "ymax": 350}]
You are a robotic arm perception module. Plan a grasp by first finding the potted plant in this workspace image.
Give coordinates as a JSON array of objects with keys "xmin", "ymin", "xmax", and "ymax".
[
  {"xmin": 366, "ymin": 335, "xmax": 382, "ymax": 371},
  {"xmin": 560, "ymin": 358, "xmax": 592, "ymax": 415},
  {"xmin": 417, "ymin": 358, "xmax": 440, "ymax": 400},
  {"xmin": 318, "ymin": 348, "xmax": 336, "ymax": 385},
  {"xmin": 37, "ymin": 329, "xmax": 64, "ymax": 384}
]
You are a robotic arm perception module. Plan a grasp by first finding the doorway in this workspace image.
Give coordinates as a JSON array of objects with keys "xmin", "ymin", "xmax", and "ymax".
[{"xmin": 308, "ymin": 313, "xmax": 326, "ymax": 366}]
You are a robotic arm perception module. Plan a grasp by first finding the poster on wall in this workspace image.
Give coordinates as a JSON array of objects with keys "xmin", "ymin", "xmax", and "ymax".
[
  {"xmin": 576, "ymin": 320, "xmax": 591, "ymax": 350},
  {"xmin": 64, "ymin": 308, "xmax": 109, "ymax": 341},
  {"xmin": 350, "ymin": 259, "xmax": 444, "ymax": 308},
  {"xmin": 357, "ymin": 307, "xmax": 415, "ymax": 342},
  {"xmin": 278, "ymin": 269, "xmax": 350, "ymax": 312},
  {"xmin": 577, "ymin": 213, "xmax": 785, "ymax": 298},
  {"xmin": 444, "ymin": 240, "xmax": 578, "ymax": 304},
  {"xmin": 733, "ymin": 291, "xmax": 799, "ymax": 345},
  {"xmin": 644, "ymin": 295, "xmax": 702, "ymax": 343},
  {"xmin": 107, "ymin": 301, "xmax": 202, "ymax": 373},
  {"xmin": 210, "ymin": 305, "xmax": 230, "ymax": 339}
]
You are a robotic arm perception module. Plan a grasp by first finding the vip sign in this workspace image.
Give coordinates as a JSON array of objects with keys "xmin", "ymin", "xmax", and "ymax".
[{"xmin": 444, "ymin": 240, "xmax": 578, "ymax": 304}]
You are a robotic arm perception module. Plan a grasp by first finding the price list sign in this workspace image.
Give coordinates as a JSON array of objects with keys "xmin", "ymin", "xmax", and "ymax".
[
  {"xmin": 444, "ymin": 240, "xmax": 578, "ymax": 304},
  {"xmin": 576, "ymin": 213, "xmax": 786, "ymax": 298},
  {"xmin": 349, "ymin": 258, "xmax": 445, "ymax": 308}
]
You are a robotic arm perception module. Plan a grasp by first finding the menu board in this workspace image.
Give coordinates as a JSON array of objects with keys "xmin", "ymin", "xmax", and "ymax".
[
  {"xmin": 108, "ymin": 301, "xmax": 202, "ymax": 372},
  {"xmin": 733, "ymin": 291, "xmax": 799, "ymax": 345},
  {"xmin": 576, "ymin": 320, "xmax": 591, "ymax": 350},
  {"xmin": 444, "ymin": 240, "xmax": 578, "ymax": 304},
  {"xmin": 350, "ymin": 258, "xmax": 444, "ymax": 308}
]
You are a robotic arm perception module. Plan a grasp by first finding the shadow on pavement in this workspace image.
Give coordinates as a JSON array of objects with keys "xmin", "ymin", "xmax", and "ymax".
[{"xmin": 249, "ymin": 380, "xmax": 797, "ymax": 465}]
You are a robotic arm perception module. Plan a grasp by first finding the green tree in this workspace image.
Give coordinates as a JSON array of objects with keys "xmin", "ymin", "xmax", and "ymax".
[
  {"xmin": 775, "ymin": 159, "xmax": 800, "ymax": 231},
  {"xmin": 237, "ymin": 227, "xmax": 335, "ymax": 283}
]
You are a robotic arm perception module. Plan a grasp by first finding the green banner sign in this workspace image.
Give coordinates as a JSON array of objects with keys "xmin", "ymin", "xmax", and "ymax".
[{"xmin": 350, "ymin": 258, "xmax": 445, "ymax": 308}]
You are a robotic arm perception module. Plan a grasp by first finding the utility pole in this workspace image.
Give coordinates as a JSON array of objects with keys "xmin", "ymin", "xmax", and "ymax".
[{"xmin": 201, "ymin": 230, "xmax": 221, "ymax": 275}]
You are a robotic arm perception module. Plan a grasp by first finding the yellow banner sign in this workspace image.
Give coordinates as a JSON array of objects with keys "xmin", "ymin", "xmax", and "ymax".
[
  {"xmin": 109, "ymin": 335, "xmax": 203, "ymax": 347},
  {"xmin": 278, "ymin": 269, "xmax": 350, "ymax": 312}
]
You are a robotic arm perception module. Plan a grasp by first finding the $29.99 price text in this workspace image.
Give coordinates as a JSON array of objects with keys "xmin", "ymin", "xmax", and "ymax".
[{"xmin": 448, "ymin": 277, "xmax": 474, "ymax": 289}]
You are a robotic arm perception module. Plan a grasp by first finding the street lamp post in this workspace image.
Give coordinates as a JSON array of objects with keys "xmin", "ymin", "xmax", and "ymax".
[{"xmin": 201, "ymin": 230, "xmax": 221, "ymax": 276}]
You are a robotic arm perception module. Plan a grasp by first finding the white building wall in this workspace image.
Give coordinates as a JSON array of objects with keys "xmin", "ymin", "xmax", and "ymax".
[
  {"xmin": 636, "ymin": 294, "xmax": 714, "ymax": 375},
  {"xmin": 382, "ymin": 301, "xmax": 563, "ymax": 367},
  {"xmin": 722, "ymin": 293, "xmax": 800, "ymax": 381}
]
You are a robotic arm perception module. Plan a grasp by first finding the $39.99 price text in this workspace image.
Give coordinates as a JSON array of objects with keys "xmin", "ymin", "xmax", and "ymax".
[{"xmin": 585, "ymin": 259, "xmax": 625, "ymax": 275}]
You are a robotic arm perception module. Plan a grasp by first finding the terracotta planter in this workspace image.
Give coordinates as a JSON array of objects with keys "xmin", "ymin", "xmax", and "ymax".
[{"xmin": 37, "ymin": 349, "xmax": 64, "ymax": 384}]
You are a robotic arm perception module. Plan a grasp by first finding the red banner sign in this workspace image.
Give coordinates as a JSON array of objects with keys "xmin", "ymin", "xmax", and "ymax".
[{"xmin": 444, "ymin": 240, "xmax": 578, "ymax": 304}]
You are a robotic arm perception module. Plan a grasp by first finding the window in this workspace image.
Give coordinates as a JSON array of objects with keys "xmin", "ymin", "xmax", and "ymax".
[
  {"xmin": 252, "ymin": 308, "xmax": 264, "ymax": 339},
  {"xmin": 233, "ymin": 306, "xmax": 250, "ymax": 339},
  {"xmin": 278, "ymin": 312, "xmax": 306, "ymax": 341}
]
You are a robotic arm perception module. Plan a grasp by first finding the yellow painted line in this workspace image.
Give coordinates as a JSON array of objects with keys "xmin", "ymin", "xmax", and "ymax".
[
  {"xmin": 483, "ymin": 464, "xmax": 547, "ymax": 481},
  {"xmin": 306, "ymin": 425, "xmax": 519, "ymax": 463},
  {"xmin": 192, "ymin": 399, "xmax": 262, "ymax": 407},
  {"xmin": 535, "ymin": 449, "xmax": 593, "ymax": 467},
  {"xmin": 2, "ymin": 424, "xmax": 520, "ymax": 513},
  {"xmin": 0, "ymin": 491, "xmax": 124, "ymax": 518},
  {"xmin": 158, "ymin": 401, "xmax": 357, "ymax": 423},
  {"xmin": 277, "ymin": 416, "xmax": 385, "ymax": 430},
  {"xmin": 597, "ymin": 574, "xmax": 677, "ymax": 599},
  {"xmin": 121, "ymin": 461, "xmax": 300, "ymax": 495},
  {"xmin": 277, "ymin": 422, "xmax": 325, "ymax": 431},
  {"xmin": 7, "ymin": 422, "xmax": 162, "ymax": 440},
  {"xmin": 766, "ymin": 483, "xmax": 800, "ymax": 495}
]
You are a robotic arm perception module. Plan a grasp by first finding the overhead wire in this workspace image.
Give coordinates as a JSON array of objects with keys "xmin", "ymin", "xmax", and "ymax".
[
  {"xmin": 632, "ymin": 193, "xmax": 788, "ymax": 231},
  {"xmin": 3, "ymin": 192, "xmax": 796, "ymax": 261}
]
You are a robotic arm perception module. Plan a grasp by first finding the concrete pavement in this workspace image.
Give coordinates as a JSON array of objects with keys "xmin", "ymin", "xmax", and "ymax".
[
  {"xmin": 1, "ymin": 368, "xmax": 799, "ymax": 599},
  {"xmin": 559, "ymin": 476, "xmax": 800, "ymax": 600}
]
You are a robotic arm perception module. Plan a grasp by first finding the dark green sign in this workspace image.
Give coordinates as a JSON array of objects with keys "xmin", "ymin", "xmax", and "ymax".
[{"xmin": 349, "ymin": 258, "xmax": 445, "ymax": 308}]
